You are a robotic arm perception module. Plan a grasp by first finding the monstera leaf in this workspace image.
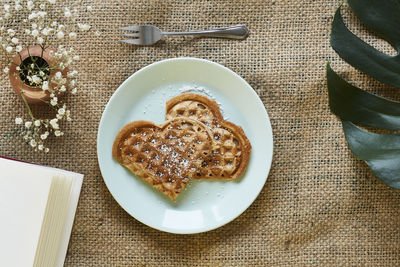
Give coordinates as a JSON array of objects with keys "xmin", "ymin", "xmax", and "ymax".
[{"xmin": 327, "ymin": 0, "xmax": 400, "ymax": 189}]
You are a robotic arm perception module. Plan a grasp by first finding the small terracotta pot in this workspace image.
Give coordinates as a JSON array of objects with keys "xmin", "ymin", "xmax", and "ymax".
[{"xmin": 9, "ymin": 45, "xmax": 67, "ymax": 104}]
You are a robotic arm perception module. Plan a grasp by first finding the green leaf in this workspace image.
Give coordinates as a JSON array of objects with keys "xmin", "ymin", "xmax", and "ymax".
[
  {"xmin": 328, "ymin": 1, "xmax": 400, "ymax": 189},
  {"xmin": 330, "ymin": 5, "xmax": 400, "ymax": 88},
  {"xmin": 347, "ymin": 0, "xmax": 400, "ymax": 49},
  {"xmin": 342, "ymin": 121, "xmax": 400, "ymax": 189},
  {"xmin": 327, "ymin": 63, "xmax": 400, "ymax": 130}
]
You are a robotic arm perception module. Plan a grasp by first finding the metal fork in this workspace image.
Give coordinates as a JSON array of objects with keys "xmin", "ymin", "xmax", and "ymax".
[{"xmin": 120, "ymin": 25, "xmax": 249, "ymax": 45}]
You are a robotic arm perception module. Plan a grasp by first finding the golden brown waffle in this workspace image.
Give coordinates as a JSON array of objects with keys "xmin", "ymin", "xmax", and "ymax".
[
  {"xmin": 166, "ymin": 93, "xmax": 251, "ymax": 180},
  {"xmin": 112, "ymin": 118, "xmax": 215, "ymax": 201}
]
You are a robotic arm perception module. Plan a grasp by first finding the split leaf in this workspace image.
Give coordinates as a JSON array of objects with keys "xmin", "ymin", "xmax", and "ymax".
[
  {"xmin": 347, "ymin": 0, "xmax": 400, "ymax": 49},
  {"xmin": 342, "ymin": 121, "xmax": 400, "ymax": 189},
  {"xmin": 331, "ymin": 3, "xmax": 400, "ymax": 88},
  {"xmin": 327, "ymin": 63, "xmax": 400, "ymax": 130},
  {"xmin": 328, "ymin": 1, "xmax": 400, "ymax": 189}
]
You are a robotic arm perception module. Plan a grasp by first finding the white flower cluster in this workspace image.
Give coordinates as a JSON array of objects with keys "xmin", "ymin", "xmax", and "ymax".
[
  {"xmin": 1, "ymin": 0, "xmax": 94, "ymax": 152},
  {"xmin": 15, "ymin": 103, "xmax": 70, "ymax": 152},
  {"xmin": 0, "ymin": 0, "xmax": 89, "ymax": 59}
]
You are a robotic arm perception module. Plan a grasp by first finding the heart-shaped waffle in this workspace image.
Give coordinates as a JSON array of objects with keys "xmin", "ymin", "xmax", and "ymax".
[
  {"xmin": 112, "ymin": 118, "xmax": 215, "ymax": 201},
  {"xmin": 166, "ymin": 93, "xmax": 251, "ymax": 180}
]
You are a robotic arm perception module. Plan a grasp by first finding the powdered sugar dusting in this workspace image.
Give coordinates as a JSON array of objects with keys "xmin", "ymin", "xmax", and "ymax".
[
  {"xmin": 178, "ymin": 85, "xmax": 214, "ymax": 100},
  {"xmin": 178, "ymin": 85, "xmax": 226, "ymax": 118}
]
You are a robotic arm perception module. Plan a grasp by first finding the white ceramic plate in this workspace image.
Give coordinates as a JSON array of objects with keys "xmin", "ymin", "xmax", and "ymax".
[{"xmin": 97, "ymin": 58, "xmax": 273, "ymax": 234}]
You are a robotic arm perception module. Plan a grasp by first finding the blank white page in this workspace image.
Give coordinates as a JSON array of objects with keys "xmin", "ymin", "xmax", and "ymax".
[{"xmin": 0, "ymin": 158, "xmax": 53, "ymax": 267}]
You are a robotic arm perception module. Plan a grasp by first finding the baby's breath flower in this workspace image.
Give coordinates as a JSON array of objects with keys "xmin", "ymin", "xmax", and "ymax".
[
  {"xmin": 15, "ymin": 4, "xmax": 22, "ymax": 11},
  {"xmin": 41, "ymin": 28, "xmax": 49, "ymax": 35},
  {"xmin": 38, "ymin": 11, "xmax": 46, "ymax": 18},
  {"xmin": 7, "ymin": 0, "xmax": 90, "ymax": 152},
  {"xmin": 49, "ymin": 118, "xmax": 59, "ymax": 128},
  {"xmin": 67, "ymin": 70, "xmax": 77, "ymax": 77},
  {"xmin": 65, "ymin": 58, "xmax": 72, "ymax": 66},
  {"xmin": 28, "ymin": 12, "xmax": 37, "ymax": 20},
  {"xmin": 29, "ymin": 139, "xmax": 37, "ymax": 147},
  {"xmin": 77, "ymin": 23, "xmax": 90, "ymax": 32},
  {"xmin": 27, "ymin": 1, "xmax": 34, "ymax": 11},
  {"xmin": 31, "ymin": 75, "xmax": 41, "ymax": 84},
  {"xmin": 42, "ymin": 81, "xmax": 49, "ymax": 90},
  {"xmin": 50, "ymin": 97, "xmax": 58, "ymax": 106},
  {"xmin": 31, "ymin": 29, "xmax": 39, "ymax": 37},
  {"xmin": 64, "ymin": 8, "xmax": 71, "ymax": 17},
  {"xmin": 55, "ymin": 71, "xmax": 62, "ymax": 79},
  {"xmin": 7, "ymin": 29, "xmax": 15, "ymax": 36}
]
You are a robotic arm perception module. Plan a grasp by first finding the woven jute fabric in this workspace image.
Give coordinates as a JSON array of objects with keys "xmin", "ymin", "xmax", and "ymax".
[{"xmin": 0, "ymin": 0, "xmax": 399, "ymax": 266}]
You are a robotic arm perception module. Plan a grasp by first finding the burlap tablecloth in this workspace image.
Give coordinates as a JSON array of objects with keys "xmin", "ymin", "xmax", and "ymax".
[{"xmin": 1, "ymin": 0, "xmax": 399, "ymax": 266}]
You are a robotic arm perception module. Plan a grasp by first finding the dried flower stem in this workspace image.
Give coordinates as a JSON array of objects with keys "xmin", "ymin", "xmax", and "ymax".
[{"xmin": 20, "ymin": 91, "xmax": 35, "ymax": 121}]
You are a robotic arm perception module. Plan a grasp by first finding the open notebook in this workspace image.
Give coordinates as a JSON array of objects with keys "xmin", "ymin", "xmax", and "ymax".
[{"xmin": 0, "ymin": 156, "xmax": 83, "ymax": 267}]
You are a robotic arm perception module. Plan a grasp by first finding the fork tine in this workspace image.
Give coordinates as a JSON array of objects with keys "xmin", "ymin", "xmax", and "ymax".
[
  {"xmin": 120, "ymin": 39, "xmax": 143, "ymax": 45},
  {"xmin": 120, "ymin": 25, "xmax": 141, "ymax": 31},
  {"xmin": 120, "ymin": 33, "xmax": 139, "ymax": 37}
]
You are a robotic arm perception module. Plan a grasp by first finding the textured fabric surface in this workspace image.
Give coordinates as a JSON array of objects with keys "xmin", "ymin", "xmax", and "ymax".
[{"xmin": 0, "ymin": 0, "xmax": 399, "ymax": 266}]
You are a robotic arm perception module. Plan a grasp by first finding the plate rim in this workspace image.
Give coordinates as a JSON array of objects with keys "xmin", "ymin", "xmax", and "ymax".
[{"xmin": 97, "ymin": 57, "xmax": 274, "ymax": 234}]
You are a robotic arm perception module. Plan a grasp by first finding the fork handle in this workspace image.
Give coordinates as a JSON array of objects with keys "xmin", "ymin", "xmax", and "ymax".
[{"xmin": 163, "ymin": 25, "xmax": 249, "ymax": 40}]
